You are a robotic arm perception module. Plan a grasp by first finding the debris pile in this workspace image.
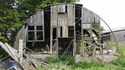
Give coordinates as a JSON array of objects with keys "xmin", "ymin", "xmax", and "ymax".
[{"xmin": 0, "ymin": 40, "xmax": 48, "ymax": 70}]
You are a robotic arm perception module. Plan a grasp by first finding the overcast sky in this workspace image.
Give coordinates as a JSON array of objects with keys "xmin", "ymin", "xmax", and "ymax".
[{"xmin": 80, "ymin": 0, "xmax": 125, "ymax": 29}]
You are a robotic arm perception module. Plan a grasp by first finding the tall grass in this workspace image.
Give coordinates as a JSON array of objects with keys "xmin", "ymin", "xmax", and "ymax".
[
  {"xmin": 36, "ymin": 41, "xmax": 125, "ymax": 70},
  {"xmin": 108, "ymin": 41, "xmax": 125, "ymax": 70}
]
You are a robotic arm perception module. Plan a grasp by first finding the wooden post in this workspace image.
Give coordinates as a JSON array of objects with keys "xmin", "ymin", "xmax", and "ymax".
[
  {"xmin": 56, "ymin": 26, "xmax": 59, "ymax": 56},
  {"xmin": 81, "ymin": 7, "xmax": 84, "ymax": 57},
  {"xmin": 50, "ymin": 27, "xmax": 53, "ymax": 54},
  {"xmin": 19, "ymin": 39, "xmax": 23, "ymax": 62},
  {"xmin": 72, "ymin": 4, "xmax": 76, "ymax": 63}
]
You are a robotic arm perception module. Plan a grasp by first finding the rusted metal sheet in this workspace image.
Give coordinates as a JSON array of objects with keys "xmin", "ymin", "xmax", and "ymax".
[
  {"xmin": 58, "ymin": 4, "xmax": 65, "ymax": 13},
  {"xmin": 67, "ymin": 4, "xmax": 75, "ymax": 26},
  {"xmin": 58, "ymin": 13, "xmax": 67, "ymax": 26},
  {"xmin": 51, "ymin": 6, "xmax": 58, "ymax": 26}
]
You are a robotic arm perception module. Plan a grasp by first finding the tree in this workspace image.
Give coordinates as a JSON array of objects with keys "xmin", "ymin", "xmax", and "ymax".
[{"xmin": 0, "ymin": 0, "xmax": 22, "ymax": 43}]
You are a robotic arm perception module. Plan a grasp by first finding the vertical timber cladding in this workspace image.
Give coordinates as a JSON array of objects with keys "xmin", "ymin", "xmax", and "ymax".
[
  {"xmin": 57, "ymin": 4, "xmax": 68, "ymax": 37},
  {"xmin": 51, "ymin": 4, "xmax": 75, "ymax": 37},
  {"xmin": 50, "ymin": 4, "xmax": 75, "ymax": 54},
  {"xmin": 28, "ymin": 10, "xmax": 44, "ymax": 41},
  {"xmin": 50, "ymin": 5, "xmax": 58, "ymax": 54},
  {"xmin": 67, "ymin": 4, "xmax": 75, "ymax": 26}
]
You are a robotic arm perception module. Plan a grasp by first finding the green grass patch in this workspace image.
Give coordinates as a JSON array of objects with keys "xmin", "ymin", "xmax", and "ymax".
[{"xmin": 36, "ymin": 41, "xmax": 125, "ymax": 70}]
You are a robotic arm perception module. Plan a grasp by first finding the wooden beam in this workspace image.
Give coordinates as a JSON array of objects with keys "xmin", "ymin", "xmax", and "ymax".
[
  {"xmin": 50, "ymin": 27, "xmax": 53, "ymax": 54},
  {"xmin": 81, "ymin": 7, "xmax": 84, "ymax": 56}
]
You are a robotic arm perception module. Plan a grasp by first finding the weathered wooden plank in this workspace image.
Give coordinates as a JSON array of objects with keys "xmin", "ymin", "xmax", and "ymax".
[
  {"xmin": 29, "ymin": 15, "xmax": 33, "ymax": 25},
  {"xmin": 57, "ymin": 26, "xmax": 60, "ymax": 37},
  {"xmin": 58, "ymin": 13, "xmax": 67, "ymax": 26},
  {"xmin": 62, "ymin": 26, "xmax": 68, "ymax": 37},
  {"xmin": 41, "ymin": 10, "xmax": 45, "ymax": 41},
  {"xmin": 81, "ymin": 7, "xmax": 84, "ymax": 56},
  {"xmin": 67, "ymin": 4, "xmax": 75, "ymax": 26},
  {"xmin": 23, "ymin": 25, "xmax": 27, "ymax": 53},
  {"xmin": 2, "ymin": 42, "xmax": 18, "ymax": 62},
  {"xmin": 29, "ymin": 10, "xmax": 44, "ymax": 25},
  {"xmin": 37, "ymin": 10, "xmax": 44, "ymax": 25},
  {"xmin": 58, "ymin": 4, "xmax": 65, "ymax": 13},
  {"xmin": 19, "ymin": 39, "xmax": 23, "ymax": 62},
  {"xmin": 13, "ymin": 28, "xmax": 23, "ymax": 50},
  {"xmin": 58, "ymin": 12, "xmax": 68, "ymax": 37},
  {"xmin": 50, "ymin": 27, "xmax": 53, "ymax": 54},
  {"xmin": 51, "ymin": 6, "xmax": 58, "ymax": 26}
]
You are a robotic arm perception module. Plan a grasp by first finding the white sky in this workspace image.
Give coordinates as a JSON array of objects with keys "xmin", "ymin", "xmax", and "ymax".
[{"xmin": 80, "ymin": 0, "xmax": 125, "ymax": 29}]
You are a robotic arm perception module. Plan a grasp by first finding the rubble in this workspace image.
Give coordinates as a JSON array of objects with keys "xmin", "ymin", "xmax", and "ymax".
[{"xmin": 0, "ymin": 40, "xmax": 48, "ymax": 70}]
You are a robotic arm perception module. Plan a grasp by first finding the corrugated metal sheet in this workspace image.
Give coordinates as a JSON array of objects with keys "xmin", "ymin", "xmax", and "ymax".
[{"xmin": 82, "ymin": 8, "xmax": 100, "ymax": 24}]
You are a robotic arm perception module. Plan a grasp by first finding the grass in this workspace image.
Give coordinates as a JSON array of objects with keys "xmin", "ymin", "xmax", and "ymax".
[{"xmin": 36, "ymin": 41, "xmax": 125, "ymax": 70}]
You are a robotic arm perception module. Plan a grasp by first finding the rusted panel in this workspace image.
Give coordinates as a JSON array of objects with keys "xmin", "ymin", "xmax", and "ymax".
[
  {"xmin": 51, "ymin": 6, "xmax": 58, "ymax": 26},
  {"xmin": 67, "ymin": 4, "xmax": 75, "ymax": 26},
  {"xmin": 58, "ymin": 13, "xmax": 67, "ymax": 26},
  {"xmin": 58, "ymin": 4, "xmax": 65, "ymax": 13}
]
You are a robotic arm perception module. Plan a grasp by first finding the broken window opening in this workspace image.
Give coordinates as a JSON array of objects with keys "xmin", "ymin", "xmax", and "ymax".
[
  {"xmin": 60, "ymin": 26, "xmax": 62, "ymax": 37},
  {"xmin": 27, "ymin": 25, "xmax": 44, "ymax": 42},
  {"xmin": 68, "ymin": 26, "xmax": 74, "ymax": 37},
  {"xmin": 53, "ymin": 27, "xmax": 57, "ymax": 39}
]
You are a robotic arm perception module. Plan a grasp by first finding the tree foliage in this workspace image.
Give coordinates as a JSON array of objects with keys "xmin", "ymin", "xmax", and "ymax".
[{"xmin": 0, "ymin": 0, "xmax": 22, "ymax": 43}]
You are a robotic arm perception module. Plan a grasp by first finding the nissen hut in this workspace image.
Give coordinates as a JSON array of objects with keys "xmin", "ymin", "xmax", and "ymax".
[{"xmin": 14, "ymin": 3, "xmax": 101, "ymax": 61}]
